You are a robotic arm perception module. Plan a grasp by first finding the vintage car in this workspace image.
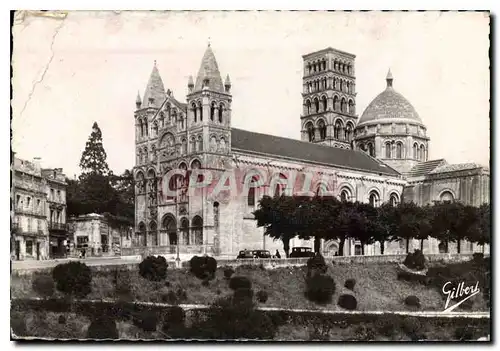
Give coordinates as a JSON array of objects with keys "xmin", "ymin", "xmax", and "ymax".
[
  {"xmin": 236, "ymin": 249, "xmax": 272, "ymax": 259},
  {"xmin": 289, "ymin": 247, "xmax": 315, "ymax": 258}
]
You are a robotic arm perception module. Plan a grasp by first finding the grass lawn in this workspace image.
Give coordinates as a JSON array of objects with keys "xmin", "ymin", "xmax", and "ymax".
[{"xmin": 10, "ymin": 260, "xmax": 489, "ymax": 312}]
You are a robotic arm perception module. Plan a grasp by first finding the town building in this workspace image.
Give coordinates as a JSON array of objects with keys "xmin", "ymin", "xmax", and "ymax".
[
  {"xmin": 131, "ymin": 45, "xmax": 489, "ymax": 259},
  {"xmin": 11, "ymin": 156, "xmax": 69, "ymax": 260},
  {"xmin": 68, "ymin": 213, "xmax": 133, "ymax": 257}
]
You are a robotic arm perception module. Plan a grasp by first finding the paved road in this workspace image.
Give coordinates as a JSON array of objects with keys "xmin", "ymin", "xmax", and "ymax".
[{"xmin": 11, "ymin": 257, "xmax": 141, "ymax": 270}]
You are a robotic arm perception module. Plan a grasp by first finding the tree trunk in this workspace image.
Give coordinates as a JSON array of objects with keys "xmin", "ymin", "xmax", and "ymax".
[
  {"xmin": 338, "ymin": 238, "xmax": 345, "ymax": 257},
  {"xmin": 361, "ymin": 244, "xmax": 365, "ymax": 255},
  {"xmin": 445, "ymin": 240, "xmax": 449, "ymax": 253},
  {"xmin": 380, "ymin": 240, "xmax": 385, "ymax": 255},
  {"xmin": 482, "ymin": 244, "xmax": 485, "ymax": 254},
  {"xmin": 457, "ymin": 240, "xmax": 461, "ymax": 254},
  {"xmin": 406, "ymin": 238, "xmax": 410, "ymax": 254},
  {"xmin": 420, "ymin": 239, "xmax": 424, "ymax": 252},
  {"xmin": 314, "ymin": 236, "xmax": 321, "ymax": 254},
  {"xmin": 283, "ymin": 238, "xmax": 290, "ymax": 258}
]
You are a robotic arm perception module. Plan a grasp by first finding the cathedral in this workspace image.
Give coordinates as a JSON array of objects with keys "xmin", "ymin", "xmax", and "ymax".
[{"xmin": 133, "ymin": 45, "xmax": 489, "ymax": 259}]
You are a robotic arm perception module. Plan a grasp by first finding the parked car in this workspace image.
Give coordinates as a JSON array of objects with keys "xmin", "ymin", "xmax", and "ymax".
[
  {"xmin": 289, "ymin": 247, "xmax": 314, "ymax": 258},
  {"xmin": 252, "ymin": 250, "xmax": 271, "ymax": 259},
  {"xmin": 236, "ymin": 249, "xmax": 272, "ymax": 259}
]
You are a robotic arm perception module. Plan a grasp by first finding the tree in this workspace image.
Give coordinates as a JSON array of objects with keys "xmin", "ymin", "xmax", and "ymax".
[
  {"xmin": 346, "ymin": 202, "xmax": 375, "ymax": 255},
  {"xmin": 466, "ymin": 203, "xmax": 490, "ymax": 252},
  {"xmin": 330, "ymin": 200, "xmax": 357, "ymax": 256},
  {"xmin": 110, "ymin": 169, "xmax": 135, "ymax": 221},
  {"xmin": 79, "ymin": 122, "xmax": 111, "ymax": 177},
  {"xmin": 372, "ymin": 202, "xmax": 397, "ymax": 255},
  {"xmin": 254, "ymin": 195, "xmax": 299, "ymax": 257},
  {"xmin": 429, "ymin": 201, "xmax": 472, "ymax": 253},
  {"xmin": 393, "ymin": 202, "xmax": 425, "ymax": 254}
]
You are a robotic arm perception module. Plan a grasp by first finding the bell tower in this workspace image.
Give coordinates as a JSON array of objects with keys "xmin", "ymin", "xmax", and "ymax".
[
  {"xmin": 300, "ymin": 48, "xmax": 358, "ymax": 149},
  {"xmin": 186, "ymin": 43, "xmax": 232, "ymax": 169}
]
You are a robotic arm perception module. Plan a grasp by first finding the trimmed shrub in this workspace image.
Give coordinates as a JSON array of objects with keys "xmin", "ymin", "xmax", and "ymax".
[
  {"xmin": 114, "ymin": 270, "xmax": 132, "ymax": 299},
  {"xmin": 139, "ymin": 256, "xmax": 168, "ymax": 281},
  {"xmin": 133, "ymin": 310, "xmax": 158, "ymax": 332},
  {"xmin": 375, "ymin": 317, "xmax": 398, "ymax": 338},
  {"xmin": 189, "ymin": 255, "xmax": 217, "ymax": 280},
  {"xmin": 307, "ymin": 254, "xmax": 327, "ymax": 277},
  {"xmin": 86, "ymin": 315, "xmax": 119, "ymax": 339},
  {"xmin": 162, "ymin": 306, "xmax": 186, "ymax": 333},
  {"xmin": 403, "ymin": 249, "xmax": 426, "ymax": 271},
  {"xmin": 305, "ymin": 274, "xmax": 335, "ymax": 304},
  {"xmin": 472, "ymin": 252, "xmax": 484, "ymax": 263},
  {"xmin": 202, "ymin": 279, "xmax": 210, "ymax": 287},
  {"xmin": 229, "ymin": 276, "xmax": 252, "ymax": 291},
  {"xmin": 58, "ymin": 315, "xmax": 66, "ymax": 325},
  {"xmin": 52, "ymin": 261, "xmax": 92, "ymax": 298},
  {"xmin": 256, "ymin": 290, "xmax": 269, "ymax": 303},
  {"xmin": 404, "ymin": 295, "xmax": 421, "ymax": 308},
  {"xmin": 344, "ymin": 278, "xmax": 356, "ymax": 291},
  {"xmin": 337, "ymin": 294, "xmax": 357, "ymax": 310},
  {"xmin": 32, "ymin": 274, "xmax": 55, "ymax": 298},
  {"xmin": 223, "ymin": 267, "xmax": 235, "ymax": 279},
  {"xmin": 234, "ymin": 288, "xmax": 254, "ymax": 303},
  {"xmin": 176, "ymin": 287, "xmax": 187, "ymax": 302}
]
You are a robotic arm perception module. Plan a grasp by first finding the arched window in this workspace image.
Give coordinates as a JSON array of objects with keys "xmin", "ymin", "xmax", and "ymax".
[
  {"xmin": 150, "ymin": 221, "xmax": 158, "ymax": 246},
  {"xmin": 218, "ymin": 103, "xmax": 224, "ymax": 123},
  {"xmin": 314, "ymin": 98, "xmax": 320, "ymax": 113},
  {"xmin": 440, "ymin": 191, "xmax": 454, "ymax": 203},
  {"xmin": 180, "ymin": 217, "xmax": 189, "ymax": 245},
  {"xmin": 316, "ymin": 182, "xmax": 328, "ymax": 197},
  {"xmin": 333, "ymin": 96, "xmax": 339, "ymax": 111},
  {"xmin": 334, "ymin": 120, "xmax": 343, "ymax": 139},
  {"xmin": 198, "ymin": 101, "xmax": 203, "ymax": 121},
  {"xmin": 306, "ymin": 122, "xmax": 315, "ymax": 142},
  {"xmin": 396, "ymin": 142, "xmax": 403, "ymax": 159},
  {"xmin": 389, "ymin": 193, "xmax": 399, "ymax": 206},
  {"xmin": 213, "ymin": 202, "xmax": 220, "ymax": 229},
  {"xmin": 340, "ymin": 188, "xmax": 351, "ymax": 202},
  {"xmin": 191, "ymin": 159, "xmax": 201, "ymax": 169},
  {"xmin": 159, "ymin": 112, "xmax": 164, "ymax": 128},
  {"xmin": 190, "ymin": 137, "xmax": 196, "ymax": 153},
  {"xmin": 305, "ymin": 100, "xmax": 311, "ymax": 115},
  {"xmin": 192, "ymin": 216, "xmax": 203, "ymax": 246},
  {"xmin": 272, "ymin": 173, "xmax": 288, "ymax": 197},
  {"xmin": 247, "ymin": 175, "xmax": 259, "ymax": 206},
  {"xmin": 413, "ymin": 143, "xmax": 418, "ymax": 160},
  {"xmin": 219, "ymin": 137, "xmax": 226, "ymax": 152},
  {"xmin": 344, "ymin": 123, "xmax": 353, "ymax": 142},
  {"xmin": 341, "ymin": 98, "xmax": 347, "ymax": 113},
  {"xmin": 348, "ymin": 100, "xmax": 354, "ymax": 115},
  {"xmin": 197, "ymin": 136, "xmax": 203, "ymax": 152},
  {"xmin": 192, "ymin": 103, "xmax": 197, "ymax": 122},
  {"xmin": 210, "ymin": 102, "xmax": 216, "ymax": 121},
  {"xmin": 369, "ymin": 191, "xmax": 380, "ymax": 207},
  {"xmin": 144, "ymin": 147, "xmax": 148, "ymax": 163},
  {"xmin": 179, "ymin": 114, "xmax": 184, "ymax": 129},
  {"xmin": 385, "ymin": 142, "xmax": 392, "ymax": 159},
  {"xmin": 368, "ymin": 143, "xmax": 375, "ymax": 157},
  {"xmin": 321, "ymin": 96, "xmax": 327, "ymax": 111},
  {"xmin": 420, "ymin": 145, "xmax": 425, "ymax": 161},
  {"xmin": 359, "ymin": 143, "xmax": 366, "ymax": 152},
  {"xmin": 318, "ymin": 120, "xmax": 327, "ymax": 140}
]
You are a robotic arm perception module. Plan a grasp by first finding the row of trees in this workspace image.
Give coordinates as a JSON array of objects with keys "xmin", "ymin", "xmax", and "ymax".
[
  {"xmin": 66, "ymin": 122, "xmax": 134, "ymax": 225},
  {"xmin": 253, "ymin": 195, "xmax": 490, "ymax": 257}
]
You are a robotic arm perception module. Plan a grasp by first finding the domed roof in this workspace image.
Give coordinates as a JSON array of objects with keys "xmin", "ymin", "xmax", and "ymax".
[{"xmin": 358, "ymin": 70, "xmax": 422, "ymax": 125}]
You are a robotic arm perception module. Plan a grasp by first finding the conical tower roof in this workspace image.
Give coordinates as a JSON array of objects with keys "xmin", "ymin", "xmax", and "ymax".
[
  {"xmin": 142, "ymin": 61, "xmax": 165, "ymax": 107},
  {"xmin": 194, "ymin": 44, "xmax": 224, "ymax": 93}
]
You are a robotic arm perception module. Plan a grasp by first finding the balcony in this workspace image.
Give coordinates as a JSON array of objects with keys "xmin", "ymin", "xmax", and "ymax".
[{"xmin": 49, "ymin": 222, "xmax": 68, "ymax": 231}]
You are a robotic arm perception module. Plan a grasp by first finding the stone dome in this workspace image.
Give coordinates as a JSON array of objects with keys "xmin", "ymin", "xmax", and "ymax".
[{"xmin": 358, "ymin": 70, "xmax": 423, "ymax": 126}]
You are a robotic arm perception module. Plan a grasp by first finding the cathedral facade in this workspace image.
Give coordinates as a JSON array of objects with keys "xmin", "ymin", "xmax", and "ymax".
[{"xmin": 133, "ymin": 45, "xmax": 489, "ymax": 259}]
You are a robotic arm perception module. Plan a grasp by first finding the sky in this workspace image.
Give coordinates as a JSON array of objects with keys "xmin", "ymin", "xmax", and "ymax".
[{"xmin": 11, "ymin": 11, "xmax": 490, "ymax": 178}]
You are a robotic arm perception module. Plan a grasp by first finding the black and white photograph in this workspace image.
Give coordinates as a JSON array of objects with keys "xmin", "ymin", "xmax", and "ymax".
[{"xmin": 10, "ymin": 10, "xmax": 491, "ymax": 341}]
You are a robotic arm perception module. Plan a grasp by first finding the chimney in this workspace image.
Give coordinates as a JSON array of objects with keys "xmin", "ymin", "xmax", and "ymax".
[{"xmin": 33, "ymin": 157, "xmax": 41, "ymax": 169}]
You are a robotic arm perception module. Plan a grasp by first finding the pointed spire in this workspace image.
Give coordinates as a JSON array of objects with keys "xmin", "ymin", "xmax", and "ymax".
[
  {"xmin": 136, "ymin": 90, "xmax": 142, "ymax": 109},
  {"xmin": 142, "ymin": 61, "xmax": 165, "ymax": 107},
  {"xmin": 224, "ymin": 74, "xmax": 231, "ymax": 93},
  {"xmin": 194, "ymin": 44, "xmax": 224, "ymax": 93},
  {"xmin": 386, "ymin": 68, "xmax": 393, "ymax": 88}
]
